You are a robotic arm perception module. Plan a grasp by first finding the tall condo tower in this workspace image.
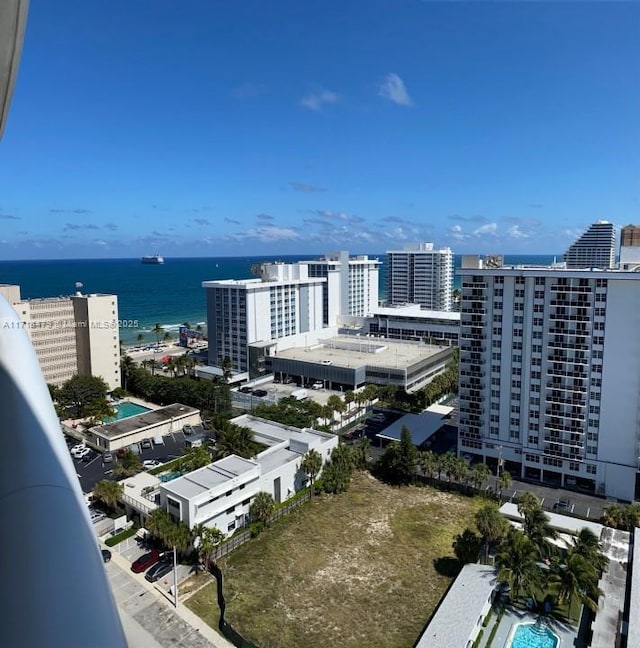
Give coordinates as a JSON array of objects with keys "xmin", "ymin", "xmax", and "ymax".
[
  {"xmin": 457, "ymin": 255, "xmax": 640, "ymax": 501},
  {"xmin": 386, "ymin": 243, "xmax": 454, "ymax": 311},
  {"xmin": 563, "ymin": 221, "xmax": 616, "ymax": 269}
]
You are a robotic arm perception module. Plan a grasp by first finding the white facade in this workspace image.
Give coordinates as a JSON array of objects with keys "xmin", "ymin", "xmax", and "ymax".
[
  {"xmin": 159, "ymin": 417, "xmax": 337, "ymax": 534},
  {"xmin": 563, "ymin": 221, "xmax": 616, "ymax": 269},
  {"xmin": 0, "ymin": 285, "xmax": 121, "ymax": 389},
  {"xmin": 203, "ymin": 268, "xmax": 325, "ymax": 375},
  {"xmin": 203, "ymin": 251, "xmax": 380, "ymax": 376},
  {"xmin": 458, "ymin": 260, "xmax": 640, "ymax": 501},
  {"xmin": 386, "ymin": 243, "xmax": 454, "ymax": 311}
]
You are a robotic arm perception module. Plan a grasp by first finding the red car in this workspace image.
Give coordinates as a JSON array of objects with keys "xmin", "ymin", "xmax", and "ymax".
[{"xmin": 131, "ymin": 550, "xmax": 159, "ymax": 573}]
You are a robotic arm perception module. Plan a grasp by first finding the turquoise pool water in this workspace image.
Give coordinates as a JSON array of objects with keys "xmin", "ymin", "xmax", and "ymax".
[
  {"xmin": 160, "ymin": 471, "xmax": 182, "ymax": 482},
  {"xmin": 510, "ymin": 623, "xmax": 559, "ymax": 648},
  {"xmin": 104, "ymin": 401, "xmax": 151, "ymax": 422}
]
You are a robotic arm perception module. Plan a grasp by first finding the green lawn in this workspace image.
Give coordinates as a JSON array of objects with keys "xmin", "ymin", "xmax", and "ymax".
[{"xmin": 185, "ymin": 472, "xmax": 483, "ymax": 648}]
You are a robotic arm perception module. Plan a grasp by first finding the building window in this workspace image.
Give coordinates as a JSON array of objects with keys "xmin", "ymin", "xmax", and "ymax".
[{"xmin": 586, "ymin": 465, "xmax": 597, "ymax": 474}]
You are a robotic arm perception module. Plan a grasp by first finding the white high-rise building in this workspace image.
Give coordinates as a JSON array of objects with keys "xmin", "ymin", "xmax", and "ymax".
[
  {"xmin": 302, "ymin": 251, "xmax": 380, "ymax": 324},
  {"xmin": 457, "ymin": 256, "xmax": 640, "ymax": 501},
  {"xmin": 203, "ymin": 252, "xmax": 380, "ymax": 376},
  {"xmin": 0, "ymin": 285, "xmax": 121, "ymax": 389},
  {"xmin": 203, "ymin": 263, "xmax": 325, "ymax": 375},
  {"xmin": 563, "ymin": 221, "xmax": 616, "ymax": 269},
  {"xmin": 387, "ymin": 243, "xmax": 454, "ymax": 311}
]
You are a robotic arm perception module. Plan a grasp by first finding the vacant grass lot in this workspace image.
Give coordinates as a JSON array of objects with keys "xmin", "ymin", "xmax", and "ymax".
[{"xmin": 186, "ymin": 473, "xmax": 482, "ymax": 648}]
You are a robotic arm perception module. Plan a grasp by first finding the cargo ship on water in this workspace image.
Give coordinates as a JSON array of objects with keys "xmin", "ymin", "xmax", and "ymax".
[{"xmin": 141, "ymin": 254, "xmax": 164, "ymax": 264}]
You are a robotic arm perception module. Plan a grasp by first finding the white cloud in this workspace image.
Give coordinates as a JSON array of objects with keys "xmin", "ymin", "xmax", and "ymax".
[
  {"xmin": 236, "ymin": 226, "xmax": 301, "ymax": 243},
  {"xmin": 95, "ymin": 240, "xmax": 109, "ymax": 247},
  {"xmin": 508, "ymin": 225, "xmax": 528, "ymax": 239},
  {"xmin": 300, "ymin": 89, "xmax": 339, "ymax": 112},
  {"xmin": 473, "ymin": 222, "xmax": 498, "ymax": 236},
  {"xmin": 451, "ymin": 224, "xmax": 463, "ymax": 233},
  {"xmin": 378, "ymin": 73, "xmax": 413, "ymax": 107}
]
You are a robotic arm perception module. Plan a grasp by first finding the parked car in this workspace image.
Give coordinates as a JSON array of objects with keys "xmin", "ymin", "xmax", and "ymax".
[
  {"xmin": 202, "ymin": 419, "xmax": 212, "ymax": 430},
  {"xmin": 239, "ymin": 386, "xmax": 252, "ymax": 394},
  {"xmin": 143, "ymin": 459, "xmax": 161, "ymax": 469},
  {"xmin": 131, "ymin": 550, "xmax": 160, "ymax": 573},
  {"xmin": 311, "ymin": 382, "xmax": 323, "ymax": 390},
  {"xmin": 102, "ymin": 452, "xmax": 114, "ymax": 464},
  {"xmin": 101, "ymin": 549, "xmax": 112, "ymax": 563},
  {"xmin": 89, "ymin": 508, "xmax": 106, "ymax": 524},
  {"xmin": 82, "ymin": 450, "xmax": 96, "ymax": 462},
  {"xmin": 183, "ymin": 424, "xmax": 194, "ymax": 436},
  {"xmin": 72, "ymin": 447, "xmax": 91, "ymax": 459},
  {"xmin": 253, "ymin": 389, "xmax": 268, "ymax": 397},
  {"xmin": 141, "ymin": 438, "xmax": 152, "ymax": 450},
  {"xmin": 553, "ymin": 499, "xmax": 571, "ymax": 512},
  {"xmin": 283, "ymin": 376, "xmax": 294, "ymax": 384},
  {"xmin": 145, "ymin": 560, "xmax": 174, "ymax": 583}
]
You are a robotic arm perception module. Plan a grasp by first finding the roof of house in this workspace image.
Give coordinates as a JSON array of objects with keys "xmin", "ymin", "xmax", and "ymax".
[
  {"xmin": 161, "ymin": 455, "xmax": 258, "ymax": 499},
  {"xmin": 92, "ymin": 403, "xmax": 199, "ymax": 439},
  {"xmin": 499, "ymin": 503, "xmax": 604, "ymax": 537},
  {"xmin": 231, "ymin": 414, "xmax": 334, "ymax": 447},
  {"xmin": 415, "ymin": 564, "xmax": 497, "ymax": 648}
]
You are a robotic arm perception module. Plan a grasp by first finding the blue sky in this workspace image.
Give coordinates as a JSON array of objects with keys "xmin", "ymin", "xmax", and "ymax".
[{"xmin": 0, "ymin": 0, "xmax": 638, "ymax": 260}]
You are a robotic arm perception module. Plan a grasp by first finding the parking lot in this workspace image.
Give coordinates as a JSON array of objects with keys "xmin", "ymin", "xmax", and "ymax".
[{"xmin": 66, "ymin": 427, "xmax": 209, "ymax": 494}]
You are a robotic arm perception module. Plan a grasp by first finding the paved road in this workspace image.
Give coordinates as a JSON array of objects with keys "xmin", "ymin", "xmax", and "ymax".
[{"xmin": 106, "ymin": 547, "xmax": 232, "ymax": 648}]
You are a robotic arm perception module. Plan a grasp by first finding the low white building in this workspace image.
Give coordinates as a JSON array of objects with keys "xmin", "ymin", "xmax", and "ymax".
[{"xmin": 158, "ymin": 416, "xmax": 338, "ymax": 534}]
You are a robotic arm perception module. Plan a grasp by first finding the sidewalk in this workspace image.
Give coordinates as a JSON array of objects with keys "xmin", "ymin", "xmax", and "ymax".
[{"xmin": 107, "ymin": 548, "xmax": 233, "ymax": 648}]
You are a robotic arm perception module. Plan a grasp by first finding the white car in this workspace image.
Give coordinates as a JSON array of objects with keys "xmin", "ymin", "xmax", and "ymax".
[
  {"xmin": 72, "ymin": 447, "xmax": 91, "ymax": 459},
  {"xmin": 143, "ymin": 459, "xmax": 161, "ymax": 470}
]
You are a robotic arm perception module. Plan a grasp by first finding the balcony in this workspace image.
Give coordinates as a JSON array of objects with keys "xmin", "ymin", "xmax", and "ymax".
[
  {"xmin": 549, "ymin": 285, "xmax": 593, "ymax": 293},
  {"xmin": 548, "ymin": 328, "xmax": 590, "ymax": 337}
]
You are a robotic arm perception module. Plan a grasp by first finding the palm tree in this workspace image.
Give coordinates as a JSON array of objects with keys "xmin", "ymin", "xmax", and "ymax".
[
  {"xmin": 163, "ymin": 331, "xmax": 172, "ymax": 344},
  {"xmin": 300, "ymin": 449, "xmax": 323, "ymax": 495},
  {"xmin": 572, "ymin": 528, "xmax": 608, "ymax": 573},
  {"xmin": 419, "ymin": 450, "xmax": 436, "ymax": 481},
  {"xmin": 453, "ymin": 456, "xmax": 470, "ymax": 486},
  {"xmin": 136, "ymin": 333, "xmax": 145, "ymax": 344},
  {"xmin": 523, "ymin": 506, "xmax": 557, "ymax": 560},
  {"xmin": 327, "ymin": 395, "xmax": 345, "ymax": 428},
  {"xmin": 320, "ymin": 405, "xmax": 334, "ymax": 428},
  {"xmin": 250, "ymin": 491, "xmax": 275, "ymax": 528},
  {"xmin": 354, "ymin": 436, "xmax": 371, "ymax": 470},
  {"xmin": 470, "ymin": 463, "xmax": 492, "ymax": 491},
  {"xmin": 93, "ymin": 480, "xmax": 123, "ymax": 511},
  {"xmin": 475, "ymin": 503, "xmax": 509, "ymax": 562},
  {"xmin": 193, "ymin": 524, "xmax": 225, "ymax": 571},
  {"xmin": 517, "ymin": 492, "xmax": 540, "ymax": 520},
  {"xmin": 152, "ymin": 323, "xmax": 164, "ymax": 347},
  {"xmin": 221, "ymin": 357, "xmax": 233, "ymax": 382},
  {"xmin": 147, "ymin": 359, "xmax": 159, "ymax": 376},
  {"xmin": 214, "ymin": 422, "xmax": 255, "ymax": 459},
  {"xmin": 550, "ymin": 550, "xmax": 600, "ymax": 616},
  {"xmin": 120, "ymin": 354, "xmax": 136, "ymax": 391},
  {"xmin": 498, "ymin": 470, "xmax": 512, "ymax": 503},
  {"xmin": 496, "ymin": 528, "xmax": 542, "ymax": 602}
]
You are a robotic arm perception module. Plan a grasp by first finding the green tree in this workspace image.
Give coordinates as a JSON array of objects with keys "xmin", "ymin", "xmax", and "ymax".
[
  {"xmin": 85, "ymin": 398, "xmax": 116, "ymax": 425},
  {"xmin": 496, "ymin": 528, "xmax": 542, "ymax": 602},
  {"xmin": 250, "ymin": 491, "xmax": 275, "ymax": 528},
  {"xmin": 397, "ymin": 425, "xmax": 417, "ymax": 484},
  {"xmin": 300, "ymin": 449, "xmax": 323, "ymax": 496},
  {"xmin": 470, "ymin": 463, "xmax": 492, "ymax": 491},
  {"xmin": 213, "ymin": 421, "xmax": 256, "ymax": 459},
  {"xmin": 517, "ymin": 492, "xmax": 540, "ymax": 521},
  {"xmin": 120, "ymin": 354, "xmax": 136, "ymax": 391},
  {"xmin": 193, "ymin": 525, "xmax": 225, "ymax": 571},
  {"xmin": 475, "ymin": 503, "xmax": 509, "ymax": 562},
  {"xmin": 93, "ymin": 480, "xmax": 123, "ymax": 511},
  {"xmin": 354, "ymin": 436, "xmax": 371, "ymax": 470},
  {"xmin": 180, "ymin": 446, "xmax": 213, "ymax": 472},
  {"xmin": 453, "ymin": 528, "xmax": 483, "ymax": 564},
  {"xmin": 47, "ymin": 383, "xmax": 60, "ymax": 402},
  {"xmin": 419, "ymin": 450, "xmax": 436, "ymax": 481},
  {"xmin": 522, "ymin": 506, "xmax": 557, "ymax": 560},
  {"xmin": 453, "ymin": 456, "xmax": 470, "ymax": 486},
  {"xmin": 550, "ymin": 551, "xmax": 600, "ymax": 616},
  {"xmin": 114, "ymin": 448, "xmax": 142, "ymax": 478},
  {"xmin": 221, "ymin": 357, "xmax": 233, "ymax": 382},
  {"xmin": 136, "ymin": 333, "xmax": 145, "ymax": 344},
  {"xmin": 57, "ymin": 375, "xmax": 110, "ymax": 418},
  {"xmin": 152, "ymin": 323, "xmax": 164, "ymax": 347},
  {"xmin": 319, "ymin": 444, "xmax": 354, "ymax": 494},
  {"xmin": 572, "ymin": 528, "xmax": 608, "ymax": 573},
  {"xmin": 498, "ymin": 470, "xmax": 512, "ymax": 503}
]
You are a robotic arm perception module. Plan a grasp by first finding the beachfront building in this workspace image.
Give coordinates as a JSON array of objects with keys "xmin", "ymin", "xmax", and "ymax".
[
  {"xmin": 386, "ymin": 242, "xmax": 454, "ymax": 311},
  {"xmin": 203, "ymin": 263, "xmax": 326, "ymax": 376},
  {"xmin": 203, "ymin": 252, "xmax": 381, "ymax": 378},
  {"xmin": 300, "ymin": 251, "xmax": 380, "ymax": 325},
  {"xmin": 267, "ymin": 335, "xmax": 454, "ymax": 393},
  {"xmin": 563, "ymin": 221, "xmax": 616, "ymax": 269},
  {"xmin": 0, "ymin": 284, "xmax": 121, "ymax": 389},
  {"xmin": 158, "ymin": 416, "xmax": 337, "ymax": 534},
  {"xmin": 457, "ymin": 255, "xmax": 640, "ymax": 501},
  {"xmin": 619, "ymin": 224, "xmax": 640, "ymax": 271}
]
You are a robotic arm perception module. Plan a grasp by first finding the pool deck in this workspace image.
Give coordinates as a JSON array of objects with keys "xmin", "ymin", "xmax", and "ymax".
[{"xmin": 485, "ymin": 608, "xmax": 576, "ymax": 648}]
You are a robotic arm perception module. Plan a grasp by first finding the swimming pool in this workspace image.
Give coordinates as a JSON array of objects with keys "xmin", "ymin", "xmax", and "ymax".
[
  {"xmin": 509, "ymin": 622, "xmax": 559, "ymax": 648},
  {"xmin": 104, "ymin": 401, "xmax": 151, "ymax": 422}
]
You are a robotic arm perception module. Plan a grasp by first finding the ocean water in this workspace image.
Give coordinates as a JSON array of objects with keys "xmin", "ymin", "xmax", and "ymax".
[{"xmin": 0, "ymin": 253, "xmax": 556, "ymax": 344}]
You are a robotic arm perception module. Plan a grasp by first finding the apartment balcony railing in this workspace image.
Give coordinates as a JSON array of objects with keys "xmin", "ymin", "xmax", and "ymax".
[
  {"xmin": 549, "ymin": 285, "xmax": 593, "ymax": 293},
  {"xmin": 548, "ymin": 340, "xmax": 590, "ymax": 351},
  {"xmin": 548, "ymin": 328, "xmax": 590, "ymax": 336}
]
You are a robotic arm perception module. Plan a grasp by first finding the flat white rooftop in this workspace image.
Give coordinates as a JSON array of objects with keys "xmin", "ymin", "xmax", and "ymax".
[
  {"xmin": 273, "ymin": 335, "xmax": 448, "ymax": 370},
  {"xmin": 161, "ymin": 455, "xmax": 258, "ymax": 500},
  {"xmin": 231, "ymin": 414, "xmax": 334, "ymax": 447},
  {"xmin": 257, "ymin": 447, "xmax": 301, "ymax": 475},
  {"xmin": 415, "ymin": 564, "xmax": 497, "ymax": 648},
  {"xmin": 202, "ymin": 277, "xmax": 325, "ymax": 288}
]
